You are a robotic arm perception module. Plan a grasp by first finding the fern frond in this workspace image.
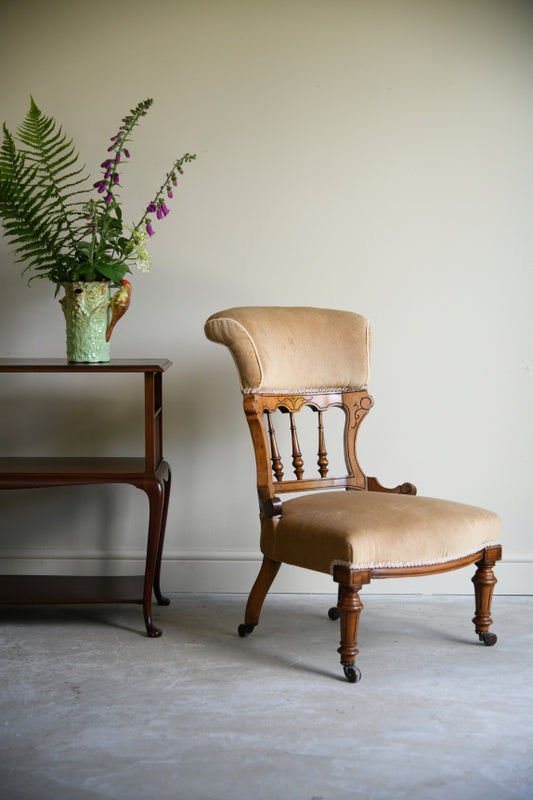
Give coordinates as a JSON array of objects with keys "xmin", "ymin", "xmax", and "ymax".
[
  {"xmin": 0, "ymin": 101, "xmax": 91, "ymax": 281},
  {"xmin": 15, "ymin": 99, "xmax": 89, "ymax": 236}
]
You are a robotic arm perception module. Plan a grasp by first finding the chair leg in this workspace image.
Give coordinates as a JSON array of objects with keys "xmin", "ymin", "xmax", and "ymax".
[
  {"xmin": 328, "ymin": 585, "xmax": 342, "ymax": 621},
  {"xmin": 238, "ymin": 556, "xmax": 281, "ymax": 637},
  {"xmin": 337, "ymin": 582, "xmax": 364, "ymax": 682},
  {"xmin": 332, "ymin": 566, "xmax": 371, "ymax": 682},
  {"xmin": 472, "ymin": 547, "xmax": 500, "ymax": 646}
]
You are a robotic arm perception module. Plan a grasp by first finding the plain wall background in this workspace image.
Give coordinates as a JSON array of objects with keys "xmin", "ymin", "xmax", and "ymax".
[{"xmin": 0, "ymin": 0, "xmax": 531, "ymax": 594}]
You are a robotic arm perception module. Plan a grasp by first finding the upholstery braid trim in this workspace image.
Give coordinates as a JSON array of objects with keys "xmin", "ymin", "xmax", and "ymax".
[
  {"xmin": 242, "ymin": 386, "xmax": 367, "ymax": 395},
  {"xmin": 329, "ymin": 540, "xmax": 501, "ymax": 574}
]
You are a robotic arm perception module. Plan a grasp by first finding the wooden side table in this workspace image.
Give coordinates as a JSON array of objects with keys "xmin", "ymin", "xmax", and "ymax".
[{"xmin": 0, "ymin": 358, "xmax": 172, "ymax": 637}]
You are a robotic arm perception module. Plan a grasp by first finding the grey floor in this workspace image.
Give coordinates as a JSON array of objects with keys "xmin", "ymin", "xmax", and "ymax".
[{"xmin": 1, "ymin": 593, "xmax": 532, "ymax": 800}]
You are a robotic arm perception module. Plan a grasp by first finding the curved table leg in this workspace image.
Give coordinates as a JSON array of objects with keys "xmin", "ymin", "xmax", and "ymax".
[
  {"xmin": 153, "ymin": 462, "xmax": 171, "ymax": 607},
  {"xmin": 142, "ymin": 473, "xmax": 167, "ymax": 637}
]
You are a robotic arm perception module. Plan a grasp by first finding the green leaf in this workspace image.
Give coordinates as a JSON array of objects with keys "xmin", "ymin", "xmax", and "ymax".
[
  {"xmin": 117, "ymin": 236, "xmax": 134, "ymax": 256},
  {"xmin": 71, "ymin": 261, "xmax": 98, "ymax": 281},
  {"xmin": 94, "ymin": 261, "xmax": 128, "ymax": 283}
]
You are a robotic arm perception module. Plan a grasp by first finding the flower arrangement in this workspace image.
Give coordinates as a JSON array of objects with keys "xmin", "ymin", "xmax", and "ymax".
[{"xmin": 0, "ymin": 97, "xmax": 195, "ymax": 292}]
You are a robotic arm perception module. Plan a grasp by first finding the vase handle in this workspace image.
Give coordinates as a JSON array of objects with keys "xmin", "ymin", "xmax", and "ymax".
[{"xmin": 106, "ymin": 280, "xmax": 132, "ymax": 342}]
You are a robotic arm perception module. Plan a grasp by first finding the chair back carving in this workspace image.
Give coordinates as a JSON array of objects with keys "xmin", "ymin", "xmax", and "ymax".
[{"xmin": 243, "ymin": 390, "xmax": 373, "ymax": 514}]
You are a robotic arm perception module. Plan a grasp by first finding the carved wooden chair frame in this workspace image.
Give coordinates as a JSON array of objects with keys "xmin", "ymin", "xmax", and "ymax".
[{"xmin": 239, "ymin": 387, "xmax": 501, "ymax": 683}]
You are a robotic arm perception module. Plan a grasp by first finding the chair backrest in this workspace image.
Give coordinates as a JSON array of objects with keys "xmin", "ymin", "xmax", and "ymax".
[{"xmin": 205, "ymin": 306, "xmax": 374, "ymax": 513}]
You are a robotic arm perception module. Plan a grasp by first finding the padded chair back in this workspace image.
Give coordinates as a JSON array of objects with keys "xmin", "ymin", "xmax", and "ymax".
[{"xmin": 205, "ymin": 306, "xmax": 371, "ymax": 393}]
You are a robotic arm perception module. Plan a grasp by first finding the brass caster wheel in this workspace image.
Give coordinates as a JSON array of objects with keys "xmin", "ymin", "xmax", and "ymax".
[
  {"xmin": 238, "ymin": 623, "xmax": 256, "ymax": 638},
  {"xmin": 478, "ymin": 630, "xmax": 497, "ymax": 646},
  {"xmin": 343, "ymin": 664, "xmax": 361, "ymax": 683},
  {"xmin": 328, "ymin": 607, "xmax": 340, "ymax": 621}
]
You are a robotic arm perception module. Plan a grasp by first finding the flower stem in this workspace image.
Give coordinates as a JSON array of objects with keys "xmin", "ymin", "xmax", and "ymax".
[{"xmin": 128, "ymin": 153, "xmax": 196, "ymax": 240}]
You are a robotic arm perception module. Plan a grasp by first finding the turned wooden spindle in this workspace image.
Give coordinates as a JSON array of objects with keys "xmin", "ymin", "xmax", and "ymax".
[
  {"xmin": 289, "ymin": 412, "xmax": 304, "ymax": 480},
  {"xmin": 317, "ymin": 410, "xmax": 329, "ymax": 477},
  {"xmin": 266, "ymin": 411, "xmax": 284, "ymax": 481}
]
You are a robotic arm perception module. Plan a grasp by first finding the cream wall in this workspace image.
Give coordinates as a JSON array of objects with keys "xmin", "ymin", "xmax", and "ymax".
[{"xmin": 0, "ymin": 0, "xmax": 531, "ymax": 595}]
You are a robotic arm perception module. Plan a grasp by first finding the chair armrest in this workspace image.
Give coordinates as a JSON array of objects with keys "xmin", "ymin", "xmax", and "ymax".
[
  {"xmin": 367, "ymin": 476, "xmax": 417, "ymax": 496},
  {"xmin": 259, "ymin": 495, "xmax": 283, "ymax": 518}
]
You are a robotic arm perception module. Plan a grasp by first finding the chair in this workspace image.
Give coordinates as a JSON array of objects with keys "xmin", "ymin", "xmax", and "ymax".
[{"xmin": 204, "ymin": 306, "xmax": 502, "ymax": 682}]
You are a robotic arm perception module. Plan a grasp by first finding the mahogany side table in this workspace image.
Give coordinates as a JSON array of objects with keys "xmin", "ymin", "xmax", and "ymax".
[{"xmin": 0, "ymin": 358, "xmax": 172, "ymax": 637}]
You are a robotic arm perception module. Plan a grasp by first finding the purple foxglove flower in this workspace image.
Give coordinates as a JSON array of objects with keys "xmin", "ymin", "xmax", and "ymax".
[
  {"xmin": 178, "ymin": 167, "xmax": 184, "ymax": 175},
  {"xmin": 147, "ymin": 203, "xmax": 157, "ymax": 213},
  {"xmin": 101, "ymin": 160, "xmax": 113, "ymax": 169},
  {"xmin": 124, "ymin": 149, "xmax": 130, "ymax": 158},
  {"xmin": 161, "ymin": 201, "xmax": 169, "ymax": 217},
  {"xmin": 156, "ymin": 205, "xmax": 164, "ymax": 220},
  {"xmin": 107, "ymin": 145, "xmax": 115, "ymax": 152},
  {"xmin": 167, "ymin": 188, "xmax": 173, "ymax": 198},
  {"xmin": 105, "ymin": 169, "xmax": 111, "ymax": 179},
  {"xmin": 105, "ymin": 193, "xmax": 113, "ymax": 204},
  {"xmin": 113, "ymin": 173, "xmax": 119, "ymax": 184},
  {"xmin": 94, "ymin": 180, "xmax": 106, "ymax": 193},
  {"xmin": 146, "ymin": 221, "xmax": 155, "ymax": 236},
  {"xmin": 115, "ymin": 152, "xmax": 121, "ymax": 163}
]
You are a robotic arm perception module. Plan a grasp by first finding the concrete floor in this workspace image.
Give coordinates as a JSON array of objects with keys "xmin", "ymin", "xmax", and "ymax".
[{"xmin": 1, "ymin": 593, "xmax": 532, "ymax": 800}]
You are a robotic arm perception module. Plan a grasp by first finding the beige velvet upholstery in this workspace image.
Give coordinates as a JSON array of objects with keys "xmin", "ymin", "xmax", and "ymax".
[
  {"xmin": 261, "ymin": 491, "xmax": 501, "ymax": 575},
  {"xmin": 205, "ymin": 306, "xmax": 370, "ymax": 392}
]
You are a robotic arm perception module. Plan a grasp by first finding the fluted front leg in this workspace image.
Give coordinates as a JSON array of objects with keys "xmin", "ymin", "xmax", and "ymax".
[
  {"xmin": 337, "ymin": 583, "xmax": 364, "ymax": 682},
  {"xmin": 333, "ymin": 567, "xmax": 370, "ymax": 682},
  {"xmin": 472, "ymin": 546, "xmax": 502, "ymax": 646}
]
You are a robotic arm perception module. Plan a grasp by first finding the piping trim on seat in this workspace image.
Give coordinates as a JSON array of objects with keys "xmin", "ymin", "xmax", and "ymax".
[
  {"xmin": 329, "ymin": 540, "xmax": 500, "ymax": 574},
  {"xmin": 242, "ymin": 386, "xmax": 367, "ymax": 395}
]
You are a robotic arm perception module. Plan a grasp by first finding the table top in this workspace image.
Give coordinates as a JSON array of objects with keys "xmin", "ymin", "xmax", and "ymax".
[{"xmin": 0, "ymin": 358, "xmax": 172, "ymax": 373}]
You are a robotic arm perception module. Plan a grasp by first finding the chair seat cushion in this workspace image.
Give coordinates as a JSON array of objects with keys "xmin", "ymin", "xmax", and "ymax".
[{"xmin": 260, "ymin": 490, "xmax": 501, "ymax": 575}]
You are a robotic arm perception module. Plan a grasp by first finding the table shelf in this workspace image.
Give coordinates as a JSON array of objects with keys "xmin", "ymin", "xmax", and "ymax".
[
  {"xmin": 0, "ymin": 575, "xmax": 145, "ymax": 605},
  {"xmin": 0, "ymin": 359, "xmax": 172, "ymax": 636}
]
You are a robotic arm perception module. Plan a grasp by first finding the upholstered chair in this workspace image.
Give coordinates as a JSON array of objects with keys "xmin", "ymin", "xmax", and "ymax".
[{"xmin": 205, "ymin": 306, "xmax": 502, "ymax": 683}]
